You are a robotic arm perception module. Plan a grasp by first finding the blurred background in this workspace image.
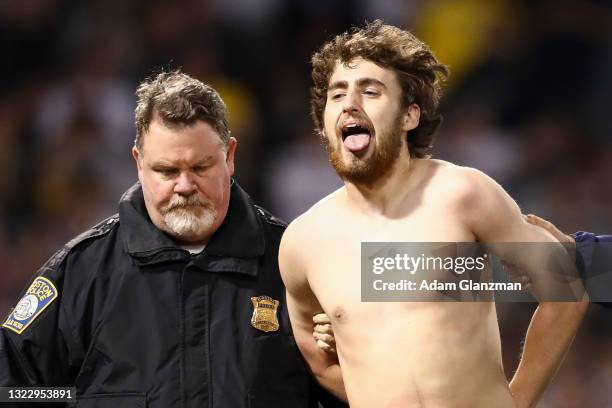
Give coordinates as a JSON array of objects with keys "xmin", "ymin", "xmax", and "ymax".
[{"xmin": 1, "ymin": 0, "xmax": 611, "ymax": 405}]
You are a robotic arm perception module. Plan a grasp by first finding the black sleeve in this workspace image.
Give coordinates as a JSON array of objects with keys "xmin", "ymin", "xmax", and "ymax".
[{"xmin": 312, "ymin": 380, "xmax": 348, "ymax": 408}]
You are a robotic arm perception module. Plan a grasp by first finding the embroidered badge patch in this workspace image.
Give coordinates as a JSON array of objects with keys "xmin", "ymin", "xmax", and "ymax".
[
  {"xmin": 2, "ymin": 277, "xmax": 58, "ymax": 334},
  {"xmin": 250, "ymin": 295, "xmax": 280, "ymax": 332}
]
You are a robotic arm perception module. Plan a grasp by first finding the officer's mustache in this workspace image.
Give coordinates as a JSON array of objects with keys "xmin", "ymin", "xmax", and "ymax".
[{"xmin": 163, "ymin": 195, "xmax": 212, "ymax": 213}]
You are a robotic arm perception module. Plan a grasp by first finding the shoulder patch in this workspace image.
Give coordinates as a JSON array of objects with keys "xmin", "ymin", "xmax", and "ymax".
[{"xmin": 2, "ymin": 277, "xmax": 58, "ymax": 334}]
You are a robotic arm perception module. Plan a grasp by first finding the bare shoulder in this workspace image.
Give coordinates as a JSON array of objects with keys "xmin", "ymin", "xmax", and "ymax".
[
  {"xmin": 420, "ymin": 160, "xmax": 529, "ymax": 243},
  {"xmin": 285, "ymin": 187, "xmax": 345, "ymax": 237},
  {"xmin": 419, "ymin": 159, "xmax": 497, "ymax": 204},
  {"xmin": 280, "ymin": 187, "xmax": 344, "ymax": 278}
]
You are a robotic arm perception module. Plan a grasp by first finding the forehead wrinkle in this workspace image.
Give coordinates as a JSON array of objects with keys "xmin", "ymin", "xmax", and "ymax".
[{"xmin": 150, "ymin": 154, "xmax": 216, "ymax": 167}]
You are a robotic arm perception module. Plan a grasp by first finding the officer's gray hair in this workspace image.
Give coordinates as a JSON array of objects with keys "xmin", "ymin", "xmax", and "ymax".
[{"xmin": 134, "ymin": 70, "xmax": 230, "ymax": 152}]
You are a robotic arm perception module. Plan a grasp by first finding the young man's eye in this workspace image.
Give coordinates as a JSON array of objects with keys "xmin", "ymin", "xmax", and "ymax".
[
  {"xmin": 330, "ymin": 92, "xmax": 345, "ymax": 101},
  {"xmin": 363, "ymin": 89, "xmax": 380, "ymax": 96}
]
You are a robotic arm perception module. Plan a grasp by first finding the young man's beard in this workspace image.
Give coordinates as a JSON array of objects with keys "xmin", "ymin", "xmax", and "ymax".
[
  {"xmin": 325, "ymin": 115, "xmax": 404, "ymax": 186},
  {"xmin": 161, "ymin": 194, "xmax": 217, "ymax": 241}
]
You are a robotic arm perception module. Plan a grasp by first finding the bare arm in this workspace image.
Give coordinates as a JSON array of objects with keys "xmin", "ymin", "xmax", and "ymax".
[
  {"xmin": 508, "ymin": 301, "xmax": 585, "ymax": 408},
  {"xmin": 459, "ymin": 168, "xmax": 588, "ymax": 408},
  {"xmin": 279, "ymin": 222, "xmax": 347, "ymax": 402}
]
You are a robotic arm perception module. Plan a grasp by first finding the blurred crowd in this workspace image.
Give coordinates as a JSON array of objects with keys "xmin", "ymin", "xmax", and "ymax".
[{"xmin": 1, "ymin": 0, "xmax": 612, "ymax": 405}]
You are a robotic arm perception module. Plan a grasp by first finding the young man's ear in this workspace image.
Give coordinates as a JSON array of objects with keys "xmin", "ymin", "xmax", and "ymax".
[{"xmin": 402, "ymin": 104, "xmax": 421, "ymax": 132}]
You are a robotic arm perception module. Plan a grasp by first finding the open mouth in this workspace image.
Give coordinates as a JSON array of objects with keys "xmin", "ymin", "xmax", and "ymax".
[{"xmin": 341, "ymin": 123, "xmax": 372, "ymax": 153}]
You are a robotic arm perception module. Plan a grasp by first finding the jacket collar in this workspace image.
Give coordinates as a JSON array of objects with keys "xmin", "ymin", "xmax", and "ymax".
[{"xmin": 120, "ymin": 181, "xmax": 265, "ymax": 265}]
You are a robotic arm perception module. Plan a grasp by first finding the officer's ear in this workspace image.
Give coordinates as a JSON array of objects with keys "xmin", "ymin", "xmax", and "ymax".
[
  {"xmin": 132, "ymin": 146, "xmax": 144, "ymax": 183},
  {"xmin": 225, "ymin": 137, "xmax": 237, "ymax": 177}
]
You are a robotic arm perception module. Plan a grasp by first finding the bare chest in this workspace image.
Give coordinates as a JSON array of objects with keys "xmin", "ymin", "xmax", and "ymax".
[{"xmin": 303, "ymin": 209, "xmax": 472, "ymax": 322}]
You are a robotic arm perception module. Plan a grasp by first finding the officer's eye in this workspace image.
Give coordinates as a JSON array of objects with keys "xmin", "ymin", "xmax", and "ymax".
[
  {"xmin": 192, "ymin": 166, "xmax": 208, "ymax": 174},
  {"xmin": 155, "ymin": 167, "xmax": 178, "ymax": 177}
]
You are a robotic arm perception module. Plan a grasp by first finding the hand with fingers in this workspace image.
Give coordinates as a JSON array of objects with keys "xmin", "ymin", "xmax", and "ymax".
[
  {"xmin": 313, "ymin": 312, "xmax": 336, "ymax": 354},
  {"xmin": 502, "ymin": 214, "xmax": 577, "ymax": 294},
  {"xmin": 525, "ymin": 214, "xmax": 575, "ymax": 244},
  {"xmin": 525, "ymin": 213, "xmax": 577, "ymax": 266}
]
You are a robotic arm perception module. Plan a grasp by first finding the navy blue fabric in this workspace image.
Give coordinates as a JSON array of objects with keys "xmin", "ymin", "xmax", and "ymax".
[{"xmin": 572, "ymin": 231, "xmax": 612, "ymax": 309}]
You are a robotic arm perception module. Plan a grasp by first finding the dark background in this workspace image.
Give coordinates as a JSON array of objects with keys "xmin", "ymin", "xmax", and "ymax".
[{"xmin": 1, "ymin": 0, "xmax": 611, "ymax": 405}]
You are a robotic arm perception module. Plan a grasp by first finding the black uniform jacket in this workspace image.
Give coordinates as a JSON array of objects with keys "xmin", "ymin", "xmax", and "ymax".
[{"xmin": 0, "ymin": 182, "xmax": 322, "ymax": 408}]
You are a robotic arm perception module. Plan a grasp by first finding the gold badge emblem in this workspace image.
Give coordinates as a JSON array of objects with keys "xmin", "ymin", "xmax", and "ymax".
[{"xmin": 250, "ymin": 295, "xmax": 280, "ymax": 332}]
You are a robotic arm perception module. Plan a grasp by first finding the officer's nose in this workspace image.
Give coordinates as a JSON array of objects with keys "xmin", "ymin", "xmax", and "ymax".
[{"xmin": 174, "ymin": 172, "xmax": 197, "ymax": 196}]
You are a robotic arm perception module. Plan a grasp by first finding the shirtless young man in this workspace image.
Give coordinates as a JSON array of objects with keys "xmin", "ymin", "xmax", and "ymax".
[{"xmin": 279, "ymin": 21, "xmax": 587, "ymax": 407}]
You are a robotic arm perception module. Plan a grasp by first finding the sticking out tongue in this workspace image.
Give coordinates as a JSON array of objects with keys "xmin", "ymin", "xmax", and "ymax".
[{"xmin": 343, "ymin": 133, "xmax": 371, "ymax": 152}]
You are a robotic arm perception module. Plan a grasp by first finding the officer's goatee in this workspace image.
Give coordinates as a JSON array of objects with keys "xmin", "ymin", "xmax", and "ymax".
[{"xmin": 162, "ymin": 194, "xmax": 217, "ymax": 239}]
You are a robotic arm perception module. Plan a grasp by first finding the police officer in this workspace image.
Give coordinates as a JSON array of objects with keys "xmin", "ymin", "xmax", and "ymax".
[
  {"xmin": 524, "ymin": 214, "xmax": 612, "ymax": 308},
  {"xmin": 0, "ymin": 71, "xmax": 346, "ymax": 407}
]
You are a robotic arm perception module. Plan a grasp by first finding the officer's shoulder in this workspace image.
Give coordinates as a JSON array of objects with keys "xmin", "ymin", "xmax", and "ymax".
[
  {"xmin": 252, "ymin": 204, "xmax": 287, "ymax": 229},
  {"xmin": 67, "ymin": 214, "xmax": 119, "ymax": 247},
  {"xmin": 42, "ymin": 214, "xmax": 120, "ymax": 273}
]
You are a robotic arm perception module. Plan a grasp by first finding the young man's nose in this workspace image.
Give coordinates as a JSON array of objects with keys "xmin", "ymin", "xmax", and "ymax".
[{"xmin": 342, "ymin": 90, "xmax": 361, "ymax": 113}]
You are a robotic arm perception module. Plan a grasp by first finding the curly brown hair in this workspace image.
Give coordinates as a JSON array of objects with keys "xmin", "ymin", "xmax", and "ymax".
[
  {"xmin": 134, "ymin": 70, "xmax": 230, "ymax": 152},
  {"xmin": 310, "ymin": 20, "xmax": 449, "ymax": 158}
]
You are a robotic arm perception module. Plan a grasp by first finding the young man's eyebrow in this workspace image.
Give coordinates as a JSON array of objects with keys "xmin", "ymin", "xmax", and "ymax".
[
  {"xmin": 328, "ymin": 80, "xmax": 348, "ymax": 91},
  {"xmin": 328, "ymin": 78, "xmax": 387, "ymax": 92},
  {"xmin": 356, "ymin": 78, "xmax": 387, "ymax": 89}
]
